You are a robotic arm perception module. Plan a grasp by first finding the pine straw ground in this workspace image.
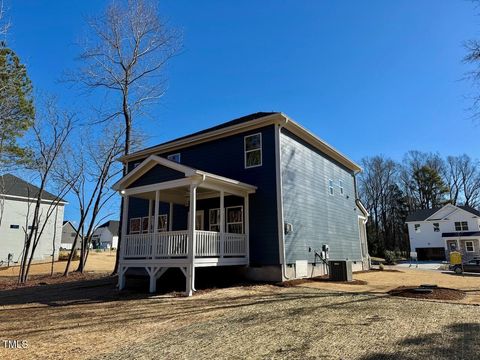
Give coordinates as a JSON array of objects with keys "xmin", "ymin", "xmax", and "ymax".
[{"xmin": 1, "ymin": 275, "xmax": 480, "ymax": 360}]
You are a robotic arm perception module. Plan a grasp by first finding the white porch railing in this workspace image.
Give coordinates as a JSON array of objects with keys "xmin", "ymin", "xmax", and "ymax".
[{"xmin": 122, "ymin": 230, "xmax": 247, "ymax": 260}]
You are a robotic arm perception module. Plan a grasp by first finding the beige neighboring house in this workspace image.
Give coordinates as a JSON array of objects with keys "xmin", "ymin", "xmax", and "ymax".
[
  {"xmin": 0, "ymin": 174, "xmax": 67, "ymax": 265},
  {"xmin": 60, "ymin": 221, "xmax": 81, "ymax": 250},
  {"xmin": 91, "ymin": 220, "xmax": 119, "ymax": 250}
]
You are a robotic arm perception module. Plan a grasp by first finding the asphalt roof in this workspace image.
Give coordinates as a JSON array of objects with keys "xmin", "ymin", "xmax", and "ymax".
[
  {"xmin": 128, "ymin": 112, "xmax": 278, "ymax": 156},
  {"xmin": 406, "ymin": 205, "xmax": 480, "ymax": 222},
  {"xmin": 0, "ymin": 173, "xmax": 65, "ymax": 202},
  {"xmin": 98, "ymin": 220, "xmax": 119, "ymax": 236}
]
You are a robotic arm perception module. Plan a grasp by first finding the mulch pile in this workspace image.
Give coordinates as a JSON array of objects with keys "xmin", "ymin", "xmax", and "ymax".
[
  {"xmin": 388, "ymin": 286, "xmax": 466, "ymax": 301},
  {"xmin": 280, "ymin": 275, "xmax": 367, "ymax": 287}
]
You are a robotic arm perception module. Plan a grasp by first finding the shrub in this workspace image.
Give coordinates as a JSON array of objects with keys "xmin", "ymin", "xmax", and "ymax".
[
  {"xmin": 379, "ymin": 263, "xmax": 385, "ymax": 271},
  {"xmin": 384, "ymin": 250, "xmax": 397, "ymax": 265},
  {"xmin": 58, "ymin": 250, "xmax": 80, "ymax": 261}
]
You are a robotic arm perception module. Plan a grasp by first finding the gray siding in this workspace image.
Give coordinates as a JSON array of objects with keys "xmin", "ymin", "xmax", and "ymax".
[{"xmin": 280, "ymin": 129, "xmax": 362, "ymax": 263}]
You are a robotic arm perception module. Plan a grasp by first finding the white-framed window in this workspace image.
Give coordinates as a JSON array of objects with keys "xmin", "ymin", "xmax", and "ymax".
[
  {"xmin": 167, "ymin": 153, "xmax": 181, "ymax": 163},
  {"xmin": 141, "ymin": 217, "xmax": 150, "ymax": 233},
  {"xmin": 244, "ymin": 133, "xmax": 262, "ymax": 168},
  {"xmin": 328, "ymin": 179, "xmax": 334, "ymax": 196},
  {"xmin": 455, "ymin": 221, "xmax": 469, "ymax": 231},
  {"xmin": 226, "ymin": 206, "xmax": 243, "ymax": 234},
  {"xmin": 414, "ymin": 224, "xmax": 421, "ymax": 233},
  {"xmin": 465, "ymin": 241, "xmax": 475, "ymax": 252},
  {"xmin": 129, "ymin": 217, "xmax": 141, "ymax": 234},
  {"xmin": 433, "ymin": 223, "xmax": 440, "ymax": 232},
  {"xmin": 157, "ymin": 215, "xmax": 168, "ymax": 232},
  {"xmin": 339, "ymin": 180, "xmax": 344, "ymax": 195},
  {"xmin": 209, "ymin": 208, "xmax": 220, "ymax": 232}
]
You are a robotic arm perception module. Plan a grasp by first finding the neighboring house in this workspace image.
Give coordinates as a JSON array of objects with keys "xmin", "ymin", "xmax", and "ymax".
[
  {"xmin": 0, "ymin": 174, "xmax": 66, "ymax": 264},
  {"xmin": 113, "ymin": 112, "xmax": 370, "ymax": 295},
  {"xmin": 60, "ymin": 221, "xmax": 81, "ymax": 250},
  {"xmin": 406, "ymin": 204, "xmax": 480, "ymax": 261},
  {"xmin": 91, "ymin": 220, "xmax": 119, "ymax": 250}
]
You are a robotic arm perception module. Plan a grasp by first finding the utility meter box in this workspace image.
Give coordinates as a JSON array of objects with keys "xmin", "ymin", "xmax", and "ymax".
[{"xmin": 329, "ymin": 260, "xmax": 353, "ymax": 282}]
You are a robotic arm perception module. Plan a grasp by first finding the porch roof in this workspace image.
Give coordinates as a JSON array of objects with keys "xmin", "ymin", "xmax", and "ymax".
[
  {"xmin": 113, "ymin": 155, "xmax": 257, "ymax": 197},
  {"xmin": 442, "ymin": 231, "xmax": 480, "ymax": 238}
]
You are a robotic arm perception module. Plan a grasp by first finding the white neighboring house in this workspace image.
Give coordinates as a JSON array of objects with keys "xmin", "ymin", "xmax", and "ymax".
[
  {"xmin": 406, "ymin": 204, "xmax": 480, "ymax": 261},
  {"xmin": 91, "ymin": 220, "xmax": 119, "ymax": 250},
  {"xmin": 0, "ymin": 174, "xmax": 66, "ymax": 265}
]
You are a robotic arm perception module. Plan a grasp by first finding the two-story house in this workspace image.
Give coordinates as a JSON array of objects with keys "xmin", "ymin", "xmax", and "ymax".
[
  {"xmin": 91, "ymin": 220, "xmax": 119, "ymax": 249},
  {"xmin": 113, "ymin": 112, "xmax": 370, "ymax": 295},
  {"xmin": 0, "ymin": 174, "xmax": 66, "ymax": 264},
  {"xmin": 406, "ymin": 204, "xmax": 480, "ymax": 260}
]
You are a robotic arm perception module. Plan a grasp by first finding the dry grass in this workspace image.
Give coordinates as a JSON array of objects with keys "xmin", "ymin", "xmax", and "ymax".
[
  {"xmin": 1, "ymin": 270, "xmax": 480, "ymax": 359},
  {"xmin": 0, "ymin": 252, "xmax": 115, "ymax": 278}
]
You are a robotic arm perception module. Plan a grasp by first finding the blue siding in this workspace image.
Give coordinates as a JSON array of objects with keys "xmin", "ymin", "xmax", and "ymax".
[
  {"xmin": 126, "ymin": 125, "xmax": 279, "ymax": 265},
  {"xmin": 280, "ymin": 129, "xmax": 362, "ymax": 263},
  {"xmin": 128, "ymin": 165, "xmax": 184, "ymax": 188}
]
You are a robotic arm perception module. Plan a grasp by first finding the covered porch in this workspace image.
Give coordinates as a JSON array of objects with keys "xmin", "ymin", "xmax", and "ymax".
[{"xmin": 114, "ymin": 155, "xmax": 256, "ymax": 296}]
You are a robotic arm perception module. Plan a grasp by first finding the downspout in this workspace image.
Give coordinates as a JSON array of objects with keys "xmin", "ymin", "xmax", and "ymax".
[{"xmin": 275, "ymin": 116, "xmax": 290, "ymax": 280}]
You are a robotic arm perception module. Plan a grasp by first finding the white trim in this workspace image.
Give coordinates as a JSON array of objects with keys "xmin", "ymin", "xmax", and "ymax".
[
  {"xmin": 339, "ymin": 179, "xmax": 344, "ymax": 195},
  {"xmin": 275, "ymin": 122, "xmax": 287, "ymax": 280},
  {"xmin": 244, "ymin": 132, "xmax": 262, "ymax": 169},
  {"xmin": 0, "ymin": 192, "xmax": 68, "ymax": 205},
  {"xmin": 119, "ymin": 113, "xmax": 362, "ymax": 173}
]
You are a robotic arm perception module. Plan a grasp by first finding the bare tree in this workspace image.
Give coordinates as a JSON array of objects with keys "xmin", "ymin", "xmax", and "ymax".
[
  {"xmin": 18, "ymin": 99, "xmax": 75, "ymax": 284},
  {"xmin": 71, "ymin": 0, "xmax": 181, "ymax": 274},
  {"xmin": 59, "ymin": 125, "xmax": 124, "ymax": 276}
]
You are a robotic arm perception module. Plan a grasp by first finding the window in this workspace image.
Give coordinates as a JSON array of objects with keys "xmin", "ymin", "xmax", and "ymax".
[
  {"xmin": 414, "ymin": 224, "xmax": 421, "ymax": 233},
  {"xmin": 70, "ymin": 232, "xmax": 76, "ymax": 237},
  {"xmin": 465, "ymin": 241, "xmax": 475, "ymax": 252},
  {"xmin": 244, "ymin": 133, "xmax": 262, "ymax": 168},
  {"xmin": 329, "ymin": 179, "xmax": 334, "ymax": 196},
  {"xmin": 339, "ymin": 180, "xmax": 344, "ymax": 195},
  {"xmin": 129, "ymin": 218, "xmax": 141, "ymax": 234},
  {"xmin": 157, "ymin": 215, "xmax": 168, "ymax": 232},
  {"xmin": 209, "ymin": 208, "xmax": 220, "ymax": 232},
  {"xmin": 10, "ymin": 224, "xmax": 19, "ymax": 229},
  {"xmin": 226, "ymin": 206, "xmax": 243, "ymax": 234},
  {"xmin": 433, "ymin": 223, "xmax": 440, "ymax": 232},
  {"xmin": 142, "ymin": 217, "xmax": 150, "ymax": 233},
  {"xmin": 455, "ymin": 221, "xmax": 469, "ymax": 231},
  {"xmin": 167, "ymin": 153, "xmax": 181, "ymax": 163},
  {"xmin": 28, "ymin": 225, "xmax": 37, "ymax": 230}
]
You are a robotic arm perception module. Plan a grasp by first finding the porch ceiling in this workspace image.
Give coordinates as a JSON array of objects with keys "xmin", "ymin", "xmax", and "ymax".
[{"xmin": 131, "ymin": 185, "xmax": 233, "ymax": 205}]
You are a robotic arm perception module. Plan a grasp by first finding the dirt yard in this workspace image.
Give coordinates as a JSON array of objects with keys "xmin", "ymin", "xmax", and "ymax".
[
  {"xmin": 1, "ymin": 268, "xmax": 480, "ymax": 359},
  {"xmin": 299, "ymin": 267, "xmax": 480, "ymax": 304}
]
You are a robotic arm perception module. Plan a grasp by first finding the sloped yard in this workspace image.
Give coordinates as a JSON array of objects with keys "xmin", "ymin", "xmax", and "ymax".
[{"xmin": 1, "ymin": 272, "xmax": 480, "ymax": 360}]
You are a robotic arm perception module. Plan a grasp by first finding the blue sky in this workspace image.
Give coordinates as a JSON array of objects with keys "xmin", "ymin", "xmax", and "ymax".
[{"xmin": 7, "ymin": 1, "xmax": 480, "ymax": 222}]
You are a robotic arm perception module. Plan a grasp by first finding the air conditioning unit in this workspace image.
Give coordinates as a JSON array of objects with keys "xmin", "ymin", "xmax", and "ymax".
[{"xmin": 328, "ymin": 260, "xmax": 353, "ymax": 282}]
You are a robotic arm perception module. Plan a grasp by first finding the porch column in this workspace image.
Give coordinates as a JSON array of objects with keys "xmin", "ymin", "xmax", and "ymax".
[
  {"xmin": 186, "ymin": 183, "xmax": 197, "ymax": 296},
  {"xmin": 220, "ymin": 190, "xmax": 225, "ymax": 257},
  {"xmin": 244, "ymin": 193, "xmax": 250, "ymax": 263},
  {"xmin": 148, "ymin": 199, "xmax": 153, "ymax": 232},
  {"xmin": 153, "ymin": 191, "xmax": 160, "ymax": 233},
  {"xmin": 119, "ymin": 195, "xmax": 129, "ymax": 290},
  {"xmin": 169, "ymin": 202, "xmax": 173, "ymax": 231}
]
